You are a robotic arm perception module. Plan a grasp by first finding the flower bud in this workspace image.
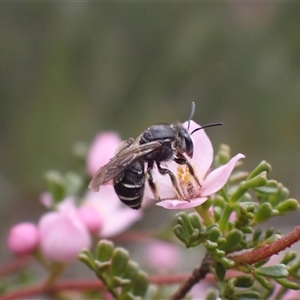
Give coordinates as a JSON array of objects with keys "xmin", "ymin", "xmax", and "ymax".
[{"xmin": 7, "ymin": 222, "xmax": 39, "ymax": 255}]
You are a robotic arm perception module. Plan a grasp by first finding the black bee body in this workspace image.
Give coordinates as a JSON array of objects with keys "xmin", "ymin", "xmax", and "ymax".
[
  {"xmin": 89, "ymin": 103, "xmax": 223, "ymax": 209},
  {"xmin": 113, "ymin": 139, "xmax": 145, "ymax": 209}
]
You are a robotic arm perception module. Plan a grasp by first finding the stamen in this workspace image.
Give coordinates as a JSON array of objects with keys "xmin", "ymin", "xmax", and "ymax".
[{"xmin": 176, "ymin": 165, "xmax": 201, "ymax": 199}]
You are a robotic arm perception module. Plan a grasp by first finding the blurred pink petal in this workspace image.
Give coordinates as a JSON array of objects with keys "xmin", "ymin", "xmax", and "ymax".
[
  {"xmin": 7, "ymin": 222, "xmax": 39, "ymax": 255},
  {"xmin": 144, "ymin": 241, "xmax": 180, "ymax": 272},
  {"xmin": 39, "ymin": 198, "xmax": 91, "ymax": 262},
  {"xmin": 86, "ymin": 131, "xmax": 121, "ymax": 176},
  {"xmin": 82, "ymin": 187, "xmax": 143, "ymax": 238},
  {"xmin": 78, "ymin": 206, "xmax": 103, "ymax": 234}
]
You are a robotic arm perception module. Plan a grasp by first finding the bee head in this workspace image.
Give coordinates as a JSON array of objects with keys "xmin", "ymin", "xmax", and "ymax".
[
  {"xmin": 177, "ymin": 102, "xmax": 224, "ymax": 158},
  {"xmin": 173, "ymin": 124, "xmax": 195, "ymax": 158}
]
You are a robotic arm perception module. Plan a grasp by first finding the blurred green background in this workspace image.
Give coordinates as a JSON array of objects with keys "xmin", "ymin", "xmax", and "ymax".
[{"xmin": 1, "ymin": 3, "xmax": 300, "ymax": 259}]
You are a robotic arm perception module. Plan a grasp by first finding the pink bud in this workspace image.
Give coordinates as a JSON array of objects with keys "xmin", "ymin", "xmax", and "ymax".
[{"xmin": 7, "ymin": 222, "xmax": 39, "ymax": 255}]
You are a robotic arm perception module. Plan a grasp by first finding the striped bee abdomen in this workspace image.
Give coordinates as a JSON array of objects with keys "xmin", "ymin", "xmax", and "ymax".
[{"xmin": 113, "ymin": 160, "xmax": 145, "ymax": 209}]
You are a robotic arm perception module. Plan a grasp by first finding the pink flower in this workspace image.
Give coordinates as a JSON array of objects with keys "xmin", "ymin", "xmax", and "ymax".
[
  {"xmin": 38, "ymin": 198, "xmax": 91, "ymax": 262},
  {"xmin": 77, "ymin": 206, "xmax": 103, "ymax": 234},
  {"xmin": 148, "ymin": 120, "xmax": 245, "ymax": 209},
  {"xmin": 82, "ymin": 187, "xmax": 142, "ymax": 237},
  {"xmin": 143, "ymin": 241, "xmax": 180, "ymax": 272},
  {"xmin": 86, "ymin": 131, "xmax": 122, "ymax": 176},
  {"xmin": 7, "ymin": 222, "xmax": 39, "ymax": 255}
]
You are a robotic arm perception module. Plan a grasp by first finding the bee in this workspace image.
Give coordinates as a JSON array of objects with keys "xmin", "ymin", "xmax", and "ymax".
[{"xmin": 89, "ymin": 102, "xmax": 223, "ymax": 209}]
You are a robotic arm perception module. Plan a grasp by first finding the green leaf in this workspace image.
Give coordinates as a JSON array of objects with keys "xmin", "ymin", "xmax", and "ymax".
[
  {"xmin": 235, "ymin": 275, "xmax": 254, "ymax": 288},
  {"xmin": 239, "ymin": 226, "xmax": 253, "ymax": 234},
  {"xmin": 269, "ymin": 184, "xmax": 289, "ymax": 207},
  {"xmin": 97, "ymin": 240, "xmax": 114, "ymax": 262},
  {"xmin": 215, "ymin": 262, "xmax": 226, "ymax": 281},
  {"xmin": 254, "ymin": 274, "xmax": 273, "ymax": 290},
  {"xmin": 219, "ymin": 257, "xmax": 235, "ymax": 268},
  {"xmin": 173, "ymin": 225, "xmax": 188, "ymax": 245},
  {"xmin": 205, "ymin": 240, "xmax": 218, "ymax": 249},
  {"xmin": 253, "ymin": 228, "xmax": 262, "ymax": 244},
  {"xmin": 247, "ymin": 161, "xmax": 272, "ymax": 179},
  {"xmin": 208, "ymin": 227, "xmax": 221, "ymax": 243},
  {"xmin": 244, "ymin": 172, "xmax": 268, "ymax": 189},
  {"xmin": 276, "ymin": 198, "xmax": 299, "ymax": 214},
  {"xmin": 132, "ymin": 271, "xmax": 149, "ymax": 297},
  {"xmin": 280, "ymin": 251, "xmax": 297, "ymax": 265},
  {"xmin": 78, "ymin": 249, "xmax": 96, "ymax": 271},
  {"xmin": 274, "ymin": 277, "xmax": 300, "ymax": 289},
  {"xmin": 121, "ymin": 262, "xmax": 140, "ymax": 295},
  {"xmin": 189, "ymin": 229, "xmax": 201, "ymax": 245},
  {"xmin": 234, "ymin": 290, "xmax": 261, "ymax": 300},
  {"xmin": 254, "ymin": 202, "xmax": 275, "ymax": 222},
  {"xmin": 176, "ymin": 212, "xmax": 194, "ymax": 235},
  {"xmin": 188, "ymin": 212, "xmax": 203, "ymax": 230},
  {"xmin": 219, "ymin": 229, "xmax": 243, "ymax": 252},
  {"xmin": 254, "ymin": 264, "xmax": 289, "ymax": 278},
  {"xmin": 254, "ymin": 180, "xmax": 278, "ymax": 194},
  {"xmin": 111, "ymin": 248, "xmax": 129, "ymax": 277}
]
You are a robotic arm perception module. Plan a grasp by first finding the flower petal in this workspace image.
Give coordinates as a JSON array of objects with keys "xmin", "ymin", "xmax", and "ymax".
[
  {"xmin": 201, "ymin": 153, "xmax": 245, "ymax": 196},
  {"xmin": 86, "ymin": 131, "xmax": 121, "ymax": 176},
  {"xmin": 101, "ymin": 209, "xmax": 143, "ymax": 237},
  {"xmin": 156, "ymin": 197, "xmax": 207, "ymax": 209},
  {"xmin": 39, "ymin": 202, "xmax": 91, "ymax": 262},
  {"xmin": 183, "ymin": 120, "xmax": 214, "ymax": 180},
  {"xmin": 82, "ymin": 187, "xmax": 143, "ymax": 237}
]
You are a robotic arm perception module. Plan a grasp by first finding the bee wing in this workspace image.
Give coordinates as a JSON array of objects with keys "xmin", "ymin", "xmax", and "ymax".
[{"xmin": 88, "ymin": 140, "xmax": 162, "ymax": 192}]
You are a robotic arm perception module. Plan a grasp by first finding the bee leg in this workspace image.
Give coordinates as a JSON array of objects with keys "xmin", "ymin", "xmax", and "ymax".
[
  {"xmin": 156, "ymin": 162, "xmax": 189, "ymax": 201},
  {"xmin": 146, "ymin": 167, "xmax": 161, "ymax": 201},
  {"xmin": 174, "ymin": 157, "xmax": 202, "ymax": 188}
]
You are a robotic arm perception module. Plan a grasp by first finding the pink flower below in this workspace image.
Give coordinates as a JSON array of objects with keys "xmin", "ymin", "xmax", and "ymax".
[{"xmin": 38, "ymin": 198, "xmax": 91, "ymax": 262}]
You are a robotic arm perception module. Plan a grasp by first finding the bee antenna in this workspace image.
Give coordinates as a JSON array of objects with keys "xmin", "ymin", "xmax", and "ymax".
[
  {"xmin": 187, "ymin": 101, "xmax": 196, "ymax": 131},
  {"xmin": 191, "ymin": 122, "xmax": 224, "ymax": 135}
]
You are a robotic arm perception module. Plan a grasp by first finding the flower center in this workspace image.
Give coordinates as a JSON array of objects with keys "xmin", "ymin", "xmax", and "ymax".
[{"xmin": 176, "ymin": 165, "xmax": 201, "ymax": 200}]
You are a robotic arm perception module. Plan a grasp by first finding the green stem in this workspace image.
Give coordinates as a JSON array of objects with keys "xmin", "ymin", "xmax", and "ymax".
[
  {"xmin": 194, "ymin": 205, "xmax": 214, "ymax": 226},
  {"xmin": 219, "ymin": 204, "xmax": 233, "ymax": 232},
  {"xmin": 46, "ymin": 262, "xmax": 67, "ymax": 285}
]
